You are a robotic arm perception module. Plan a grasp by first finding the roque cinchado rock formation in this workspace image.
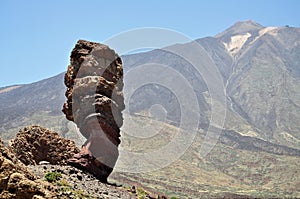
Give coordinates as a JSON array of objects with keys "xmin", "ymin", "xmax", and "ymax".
[{"xmin": 62, "ymin": 40, "xmax": 125, "ymax": 182}]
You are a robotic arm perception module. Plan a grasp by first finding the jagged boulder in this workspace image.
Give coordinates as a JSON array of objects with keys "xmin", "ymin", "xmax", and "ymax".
[
  {"xmin": 0, "ymin": 139, "xmax": 55, "ymax": 199},
  {"xmin": 9, "ymin": 125, "xmax": 80, "ymax": 165},
  {"xmin": 62, "ymin": 40, "xmax": 125, "ymax": 182}
]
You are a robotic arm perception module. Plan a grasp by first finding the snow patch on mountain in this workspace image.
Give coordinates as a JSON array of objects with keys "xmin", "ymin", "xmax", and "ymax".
[
  {"xmin": 250, "ymin": 27, "xmax": 279, "ymax": 45},
  {"xmin": 0, "ymin": 85, "xmax": 21, "ymax": 94},
  {"xmin": 223, "ymin": 33, "xmax": 251, "ymax": 56}
]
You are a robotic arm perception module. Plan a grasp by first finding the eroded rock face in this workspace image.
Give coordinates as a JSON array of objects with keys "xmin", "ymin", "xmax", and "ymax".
[
  {"xmin": 0, "ymin": 139, "xmax": 55, "ymax": 199},
  {"xmin": 62, "ymin": 40, "xmax": 125, "ymax": 182},
  {"xmin": 9, "ymin": 125, "xmax": 80, "ymax": 165}
]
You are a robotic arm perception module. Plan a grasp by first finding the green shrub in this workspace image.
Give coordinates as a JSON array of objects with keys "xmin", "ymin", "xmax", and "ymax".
[
  {"xmin": 137, "ymin": 187, "xmax": 148, "ymax": 199},
  {"xmin": 44, "ymin": 172, "xmax": 62, "ymax": 183}
]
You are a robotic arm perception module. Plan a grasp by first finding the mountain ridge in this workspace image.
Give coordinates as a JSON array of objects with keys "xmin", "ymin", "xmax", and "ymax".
[{"xmin": 215, "ymin": 20, "xmax": 264, "ymax": 38}]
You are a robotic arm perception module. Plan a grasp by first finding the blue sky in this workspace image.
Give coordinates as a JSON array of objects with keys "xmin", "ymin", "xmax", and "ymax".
[{"xmin": 1, "ymin": 0, "xmax": 299, "ymax": 87}]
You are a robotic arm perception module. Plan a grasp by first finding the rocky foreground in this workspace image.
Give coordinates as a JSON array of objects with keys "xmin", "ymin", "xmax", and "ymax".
[
  {"xmin": 0, "ymin": 125, "xmax": 164, "ymax": 199},
  {"xmin": 28, "ymin": 164, "xmax": 140, "ymax": 199}
]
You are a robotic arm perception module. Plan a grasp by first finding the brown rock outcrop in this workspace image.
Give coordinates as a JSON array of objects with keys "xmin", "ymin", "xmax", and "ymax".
[
  {"xmin": 62, "ymin": 40, "xmax": 125, "ymax": 182},
  {"xmin": 0, "ymin": 139, "xmax": 55, "ymax": 199},
  {"xmin": 9, "ymin": 125, "xmax": 80, "ymax": 165}
]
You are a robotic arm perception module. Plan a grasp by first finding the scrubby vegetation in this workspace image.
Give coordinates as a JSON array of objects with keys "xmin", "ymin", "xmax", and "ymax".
[
  {"xmin": 44, "ymin": 171, "xmax": 62, "ymax": 183},
  {"xmin": 56, "ymin": 180, "xmax": 92, "ymax": 199}
]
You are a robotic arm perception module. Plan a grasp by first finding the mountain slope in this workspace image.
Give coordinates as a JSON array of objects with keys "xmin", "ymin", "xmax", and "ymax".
[
  {"xmin": 218, "ymin": 22, "xmax": 300, "ymax": 148},
  {"xmin": 113, "ymin": 116, "xmax": 300, "ymax": 198},
  {"xmin": 0, "ymin": 73, "xmax": 69, "ymax": 141}
]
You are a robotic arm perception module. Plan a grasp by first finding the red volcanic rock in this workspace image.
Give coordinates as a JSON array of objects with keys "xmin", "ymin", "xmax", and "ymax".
[
  {"xmin": 9, "ymin": 125, "xmax": 80, "ymax": 166},
  {"xmin": 62, "ymin": 40, "xmax": 125, "ymax": 182},
  {"xmin": 67, "ymin": 146, "xmax": 114, "ymax": 183}
]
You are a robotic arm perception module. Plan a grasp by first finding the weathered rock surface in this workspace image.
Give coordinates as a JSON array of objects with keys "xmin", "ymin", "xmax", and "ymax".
[
  {"xmin": 0, "ymin": 139, "xmax": 55, "ymax": 199},
  {"xmin": 62, "ymin": 40, "xmax": 125, "ymax": 182},
  {"xmin": 9, "ymin": 125, "xmax": 80, "ymax": 166}
]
